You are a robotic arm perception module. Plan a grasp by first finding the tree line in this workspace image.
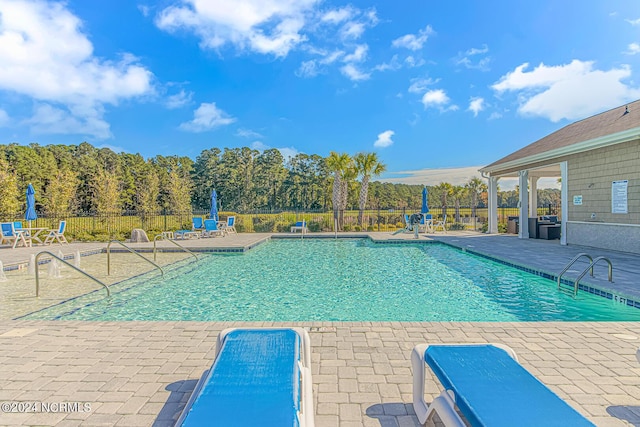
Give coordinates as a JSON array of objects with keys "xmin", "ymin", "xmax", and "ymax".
[{"xmin": 0, "ymin": 142, "xmax": 560, "ymax": 223}]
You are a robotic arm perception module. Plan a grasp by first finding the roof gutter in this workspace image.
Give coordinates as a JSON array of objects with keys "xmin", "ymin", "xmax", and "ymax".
[{"xmin": 479, "ymin": 126, "xmax": 640, "ymax": 174}]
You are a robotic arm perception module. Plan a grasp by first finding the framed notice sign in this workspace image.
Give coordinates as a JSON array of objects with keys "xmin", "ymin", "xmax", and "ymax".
[{"xmin": 611, "ymin": 180, "xmax": 628, "ymax": 214}]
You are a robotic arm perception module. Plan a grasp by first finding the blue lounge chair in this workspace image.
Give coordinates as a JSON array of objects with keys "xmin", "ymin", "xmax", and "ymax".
[
  {"xmin": 290, "ymin": 220, "xmax": 308, "ymax": 234},
  {"xmin": 202, "ymin": 219, "xmax": 224, "ymax": 237},
  {"xmin": 192, "ymin": 217, "xmax": 204, "ymax": 232},
  {"xmin": 176, "ymin": 328, "xmax": 314, "ymax": 427},
  {"xmin": 411, "ymin": 343, "xmax": 594, "ymax": 427}
]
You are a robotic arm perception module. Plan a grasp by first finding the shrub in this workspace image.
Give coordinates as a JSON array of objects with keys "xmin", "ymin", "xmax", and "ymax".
[{"xmin": 449, "ymin": 222, "xmax": 466, "ymax": 230}]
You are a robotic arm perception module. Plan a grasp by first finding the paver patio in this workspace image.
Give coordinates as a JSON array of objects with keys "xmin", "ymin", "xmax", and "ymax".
[{"xmin": 1, "ymin": 231, "xmax": 639, "ymax": 426}]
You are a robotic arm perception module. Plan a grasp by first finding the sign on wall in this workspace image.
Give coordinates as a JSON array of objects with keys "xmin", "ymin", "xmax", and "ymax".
[
  {"xmin": 612, "ymin": 180, "xmax": 628, "ymax": 214},
  {"xmin": 573, "ymin": 195, "xmax": 583, "ymax": 205}
]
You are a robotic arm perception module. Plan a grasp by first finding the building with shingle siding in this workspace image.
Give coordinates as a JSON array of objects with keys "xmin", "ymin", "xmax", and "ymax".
[{"xmin": 480, "ymin": 100, "xmax": 640, "ymax": 254}]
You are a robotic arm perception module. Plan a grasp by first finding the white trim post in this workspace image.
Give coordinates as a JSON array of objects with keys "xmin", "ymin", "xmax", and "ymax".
[
  {"xmin": 529, "ymin": 176, "xmax": 539, "ymax": 218},
  {"xmin": 518, "ymin": 170, "xmax": 529, "ymax": 239},
  {"xmin": 560, "ymin": 161, "xmax": 568, "ymax": 245},
  {"xmin": 488, "ymin": 176, "xmax": 498, "ymax": 234}
]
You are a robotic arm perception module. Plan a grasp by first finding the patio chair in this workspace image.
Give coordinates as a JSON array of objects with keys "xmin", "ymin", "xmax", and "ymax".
[
  {"xmin": 202, "ymin": 219, "xmax": 224, "ymax": 237},
  {"xmin": 220, "ymin": 215, "xmax": 237, "ymax": 234},
  {"xmin": 176, "ymin": 328, "xmax": 314, "ymax": 427},
  {"xmin": 432, "ymin": 214, "xmax": 447, "ymax": 232},
  {"xmin": 392, "ymin": 214, "xmax": 413, "ymax": 235},
  {"xmin": 43, "ymin": 220, "xmax": 69, "ymax": 245},
  {"xmin": 290, "ymin": 220, "xmax": 308, "ymax": 234},
  {"xmin": 412, "ymin": 343, "xmax": 595, "ymax": 427},
  {"xmin": 192, "ymin": 217, "xmax": 204, "ymax": 232},
  {"xmin": 1, "ymin": 222, "xmax": 32, "ymax": 248},
  {"xmin": 418, "ymin": 214, "xmax": 433, "ymax": 233}
]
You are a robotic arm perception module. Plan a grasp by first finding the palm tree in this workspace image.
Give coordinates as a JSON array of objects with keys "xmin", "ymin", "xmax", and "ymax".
[
  {"xmin": 326, "ymin": 152, "xmax": 351, "ymax": 230},
  {"xmin": 451, "ymin": 185, "xmax": 467, "ymax": 223},
  {"xmin": 465, "ymin": 177, "xmax": 487, "ymax": 222},
  {"xmin": 433, "ymin": 182, "xmax": 453, "ymax": 219},
  {"xmin": 354, "ymin": 152, "xmax": 387, "ymax": 227}
]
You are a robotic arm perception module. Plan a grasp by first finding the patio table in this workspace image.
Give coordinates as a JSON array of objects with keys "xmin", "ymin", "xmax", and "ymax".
[{"xmin": 24, "ymin": 227, "xmax": 48, "ymax": 244}]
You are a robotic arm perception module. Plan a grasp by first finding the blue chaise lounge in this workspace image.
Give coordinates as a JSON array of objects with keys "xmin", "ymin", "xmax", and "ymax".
[
  {"xmin": 176, "ymin": 328, "xmax": 314, "ymax": 427},
  {"xmin": 411, "ymin": 343, "xmax": 595, "ymax": 427}
]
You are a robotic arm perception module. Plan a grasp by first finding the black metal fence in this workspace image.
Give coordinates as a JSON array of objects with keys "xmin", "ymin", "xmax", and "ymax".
[{"xmin": 1, "ymin": 204, "xmax": 559, "ymax": 240}]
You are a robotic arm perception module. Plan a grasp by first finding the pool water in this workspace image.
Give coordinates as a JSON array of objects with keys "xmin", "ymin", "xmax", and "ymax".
[{"xmin": 23, "ymin": 239, "xmax": 640, "ymax": 321}]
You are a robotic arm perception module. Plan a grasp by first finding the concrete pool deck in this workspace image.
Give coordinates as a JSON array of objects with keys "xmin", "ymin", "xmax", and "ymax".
[{"xmin": 1, "ymin": 231, "xmax": 640, "ymax": 426}]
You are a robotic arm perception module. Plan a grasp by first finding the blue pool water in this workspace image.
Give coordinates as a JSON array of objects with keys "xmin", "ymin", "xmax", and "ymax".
[{"xmin": 23, "ymin": 239, "xmax": 640, "ymax": 321}]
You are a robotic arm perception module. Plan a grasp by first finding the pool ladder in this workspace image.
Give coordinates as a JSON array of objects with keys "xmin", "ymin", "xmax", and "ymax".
[
  {"xmin": 557, "ymin": 253, "xmax": 613, "ymax": 297},
  {"xmin": 153, "ymin": 234, "xmax": 198, "ymax": 262},
  {"xmin": 34, "ymin": 251, "xmax": 110, "ymax": 297},
  {"xmin": 107, "ymin": 240, "xmax": 164, "ymax": 277}
]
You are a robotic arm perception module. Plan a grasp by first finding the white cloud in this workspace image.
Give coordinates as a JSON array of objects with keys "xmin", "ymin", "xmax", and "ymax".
[
  {"xmin": 25, "ymin": 103, "xmax": 111, "ymax": 138},
  {"xmin": 488, "ymin": 111, "xmax": 502, "ymax": 120},
  {"xmin": 624, "ymin": 42, "xmax": 640, "ymax": 55},
  {"xmin": 455, "ymin": 44, "xmax": 490, "ymax": 71},
  {"xmin": 296, "ymin": 60, "xmax": 319, "ymax": 77},
  {"xmin": 373, "ymin": 55, "xmax": 401, "ymax": 72},
  {"xmin": 391, "ymin": 25, "xmax": 434, "ymax": 51},
  {"xmin": 408, "ymin": 77, "xmax": 439, "ymax": 94},
  {"xmin": 626, "ymin": 18, "xmax": 640, "ymax": 25},
  {"xmin": 343, "ymin": 44, "xmax": 368, "ymax": 62},
  {"xmin": 381, "ymin": 166, "xmax": 483, "ymax": 186},
  {"xmin": 340, "ymin": 64, "xmax": 370, "ymax": 81},
  {"xmin": 0, "ymin": 108, "xmax": 9, "ymax": 126},
  {"xmin": 179, "ymin": 102, "xmax": 236, "ymax": 132},
  {"xmin": 468, "ymin": 97, "xmax": 485, "ymax": 117},
  {"xmin": 404, "ymin": 56, "xmax": 425, "ymax": 68},
  {"xmin": 492, "ymin": 60, "xmax": 640, "ymax": 122},
  {"xmin": 321, "ymin": 7, "xmax": 352, "ymax": 24},
  {"xmin": 236, "ymin": 128, "xmax": 263, "ymax": 138},
  {"xmin": 374, "ymin": 130, "xmax": 394, "ymax": 148},
  {"xmin": 0, "ymin": 0, "xmax": 153, "ymax": 139},
  {"xmin": 166, "ymin": 89, "xmax": 193, "ymax": 109},
  {"xmin": 156, "ymin": 0, "xmax": 319, "ymax": 57},
  {"xmin": 340, "ymin": 21, "xmax": 364, "ymax": 39},
  {"xmin": 421, "ymin": 89, "xmax": 457, "ymax": 111}
]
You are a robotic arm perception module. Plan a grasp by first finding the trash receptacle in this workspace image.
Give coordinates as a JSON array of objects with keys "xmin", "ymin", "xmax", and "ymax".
[{"xmin": 507, "ymin": 216, "xmax": 519, "ymax": 234}]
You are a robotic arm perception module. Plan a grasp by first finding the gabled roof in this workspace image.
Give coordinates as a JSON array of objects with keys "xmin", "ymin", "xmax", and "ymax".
[{"xmin": 481, "ymin": 99, "xmax": 640, "ymax": 173}]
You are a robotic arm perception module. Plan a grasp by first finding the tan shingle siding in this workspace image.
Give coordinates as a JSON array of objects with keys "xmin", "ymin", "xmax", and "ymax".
[{"xmin": 566, "ymin": 139, "xmax": 640, "ymax": 224}]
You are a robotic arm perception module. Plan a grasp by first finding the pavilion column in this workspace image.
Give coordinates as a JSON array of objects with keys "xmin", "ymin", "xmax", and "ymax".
[
  {"xmin": 560, "ymin": 161, "xmax": 568, "ymax": 245},
  {"xmin": 487, "ymin": 176, "xmax": 499, "ymax": 234},
  {"xmin": 518, "ymin": 170, "xmax": 529, "ymax": 239},
  {"xmin": 529, "ymin": 176, "xmax": 539, "ymax": 217}
]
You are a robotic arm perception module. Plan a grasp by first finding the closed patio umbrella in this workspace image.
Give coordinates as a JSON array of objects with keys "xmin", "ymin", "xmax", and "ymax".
[
  {"xmin": 25, "ymin": 183, "xmax": 37, "ymax": 227},
  {"xmin": 421, "ymin": 186, "xmax": 430, "ymax": 214},
  {"xmin": 210, "ymin": 189, "xmax": 218, "ymax": 221}
]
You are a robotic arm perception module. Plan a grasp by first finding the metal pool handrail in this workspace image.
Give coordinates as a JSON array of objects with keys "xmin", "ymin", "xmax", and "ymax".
[
  {"xmin": 106, "ymin": 240, "xmax": 164, "ymax": 277},
  {"xmin": 35, "ymin": 251, "xmax": 110, "ymax": 297},
  {"xmin": 573, "ymin": 256, "xmax": 613, "ymax": 297},
  {"xmin": 153, "ymin": 234, "xmax": 198, "ymax": 262},
  {"xmin": 557, "ymin": 253, "xmax": 593, "ymax": 290}
]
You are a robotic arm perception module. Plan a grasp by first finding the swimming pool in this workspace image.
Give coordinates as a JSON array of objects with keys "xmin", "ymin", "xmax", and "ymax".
[{"xmin": 22, "ymin": 239, "xmax": 640, "ymax": 321}]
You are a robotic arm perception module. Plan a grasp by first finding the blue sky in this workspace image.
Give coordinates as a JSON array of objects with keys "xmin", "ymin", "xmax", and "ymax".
[{"xmin": 1, "ymin": 0, "xmax": 639, "ymax": 189}]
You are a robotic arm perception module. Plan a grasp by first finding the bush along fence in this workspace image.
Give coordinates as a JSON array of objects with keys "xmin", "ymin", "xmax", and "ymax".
[{"xmin": 1, "ymin": 205, "xmax": 559, "ymax": 241}]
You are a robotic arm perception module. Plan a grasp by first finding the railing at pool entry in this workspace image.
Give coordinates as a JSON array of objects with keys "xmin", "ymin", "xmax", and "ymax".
[
  {"xmin": 573, "ymin": 257, "xmax": 613, "ymax": 297},
  {"xmin": 106, "ymin": 240, "xmax": 164, "ymax": 277},
  {"xmin": 557, "ymin": 253, "xmax": 613, "ymax": 297},
  {"xmin": 35, "ymin": 251, "xmax": 110, "ymax": 297},
  {"xmin": 153, "ymin": 234, "xmax": 199, "ymax": 262}
]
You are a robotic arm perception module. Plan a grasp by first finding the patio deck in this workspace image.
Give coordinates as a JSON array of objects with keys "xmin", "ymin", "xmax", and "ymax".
[{"xmin": 0, "ymin": 231, "xmax": 639, "ymax": 426}]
